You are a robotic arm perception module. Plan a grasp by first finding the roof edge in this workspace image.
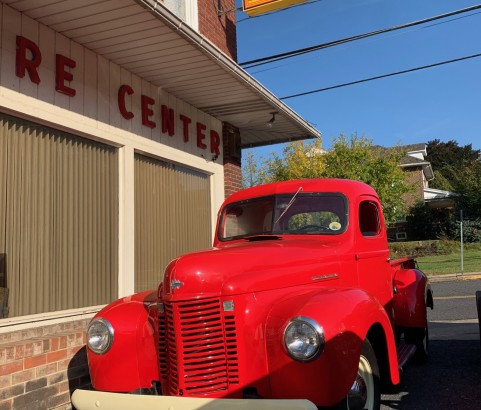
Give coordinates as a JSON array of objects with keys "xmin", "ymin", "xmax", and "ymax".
[{"xmin": 135, "ymin": 0, "xmax": 321, "ymax": 140}]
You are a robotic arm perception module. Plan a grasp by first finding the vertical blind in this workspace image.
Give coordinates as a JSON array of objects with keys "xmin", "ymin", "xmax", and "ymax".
[
  {"xmin": 0, "ymin": 113, "xmax": 118, "ymax": 317},
  {"xmin": 134, "ymin": 154, "xmax": 212, "ymax": 292}
]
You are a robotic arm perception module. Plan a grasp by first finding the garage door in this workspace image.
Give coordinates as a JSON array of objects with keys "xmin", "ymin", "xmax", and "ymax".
[
  {"xmin": 135, "ymin": 154, "xmax": 212, "ymax": 292},
  {"xmin": 0, "ymin": 113, "xmax": 118, "ymax": 317}
]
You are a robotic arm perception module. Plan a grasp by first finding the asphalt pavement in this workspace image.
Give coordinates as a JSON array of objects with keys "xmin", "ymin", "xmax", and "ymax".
[{"xmin": 381, "ymin": 274, "xmax": 481, "ymax": 410}]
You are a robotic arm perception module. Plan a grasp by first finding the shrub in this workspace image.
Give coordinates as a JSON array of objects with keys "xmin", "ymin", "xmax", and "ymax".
[
  {"xmin": 453, "ymin": 219, "xmax": 481, "ymax": 243},
  {"xmin": 389, "ymin": 239, "xmax": 458, "ymax": 259},
  {"xmin": 405, "ymin": 203, "xmax": 456, "ymax": 241}
]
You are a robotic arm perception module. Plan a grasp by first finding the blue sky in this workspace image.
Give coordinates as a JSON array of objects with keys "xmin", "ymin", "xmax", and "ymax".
[{"xmin": 235, "ymin": 0, "xmax": 481, "ymax": 158}]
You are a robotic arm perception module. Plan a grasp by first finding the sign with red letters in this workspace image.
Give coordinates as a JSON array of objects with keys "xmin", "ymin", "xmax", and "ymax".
[{"xmin": 15, "ymin": 35, "xmax": 220, "ymax": 157}]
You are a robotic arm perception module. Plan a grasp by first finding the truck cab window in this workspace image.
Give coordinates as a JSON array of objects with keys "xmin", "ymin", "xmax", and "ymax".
[
  {"xmin": 359, "ymin": 201, "xmax": 380, "ymax": 236},
  {"xmin": 219, "ymin": 194, "xmax": 347, "ymax": 240},
  {"xmin": 222, "ymin": 198, "xmax": 274, "ymax": 238}
]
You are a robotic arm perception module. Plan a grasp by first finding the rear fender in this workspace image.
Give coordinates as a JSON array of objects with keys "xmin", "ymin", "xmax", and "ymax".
[
  {"xmin": 393, "ymin": 268, "xmax": 431, "ymax": 328},
  {"xmin": 87, "ymin": 291, "xmax": 159, "ymax": 392},
  {"xmin": 265, "ymin": 288, "xmax": 399, "ymax": 407}
]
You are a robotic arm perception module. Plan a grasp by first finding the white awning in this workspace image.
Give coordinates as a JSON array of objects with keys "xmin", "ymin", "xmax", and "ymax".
[
  {"xmin": 424, "ymin": 187, "xmax": 458, "ymax": 208},
  {"xmin": 3, "ymin": 0, "xmax": 321, "ymax": 148}
]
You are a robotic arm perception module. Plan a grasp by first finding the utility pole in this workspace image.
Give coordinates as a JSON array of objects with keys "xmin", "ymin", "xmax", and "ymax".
[{"xmin": 459, "ymin": 209, "xmax": 464, "ymax": 277}]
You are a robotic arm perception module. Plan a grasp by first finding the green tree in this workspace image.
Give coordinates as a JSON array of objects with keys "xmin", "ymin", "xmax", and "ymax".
[
  {"xmin": 430, "ymin": 170, "xmax": 453, "ymax": 192},
  {"xmin": 252, "ymin": 134, "xmax": 411, "ymax": 223},
  {"xmin": 426, "ymin": 139, "xmax": 481, "ymax": 220},
  {"xmin": 242, "ymin": 150, "xmax": 268, "ymax": 188},
  {"xmin": 427, "ymin": 139, "xmax": 480, "ymax": 191},
  {"xmin": 321, "ymin": 135, "xmax": 410, "ymax": 223},
  {"xmin": 458, "ymin": 161, "xmax": 481, "ymax": 220},
  {"xmin": 264, "ymin": 138, "xmax": 325, "ymax": 181}
]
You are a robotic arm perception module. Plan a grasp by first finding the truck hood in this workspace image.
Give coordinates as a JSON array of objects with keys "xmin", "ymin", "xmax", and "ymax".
[{"xmin": 162, "ymin": 237, "xmax": 343, "ymax": 300}]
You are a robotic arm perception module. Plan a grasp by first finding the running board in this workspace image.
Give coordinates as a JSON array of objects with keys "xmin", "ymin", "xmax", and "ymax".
[{"xmin": 397, "ymin": 342, "xmax": 417, "ymax": 372}]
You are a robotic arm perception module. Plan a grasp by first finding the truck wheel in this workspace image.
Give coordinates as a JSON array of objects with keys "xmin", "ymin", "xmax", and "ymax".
[
  {"xmin": 405, "ymin": 325, "xmax": 429, "ymax": 363},
  {"xmin": 340, "ymin": 339, "xmax": 381, "ymax": 410}
]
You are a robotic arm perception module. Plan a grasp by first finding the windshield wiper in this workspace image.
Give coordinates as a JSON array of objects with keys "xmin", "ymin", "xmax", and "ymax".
[{"xmin": 274, "ymin": 186, "xmax": 303, "ymax": 224}]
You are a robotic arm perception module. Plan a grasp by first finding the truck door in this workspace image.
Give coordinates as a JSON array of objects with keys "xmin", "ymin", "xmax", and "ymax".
[{"xmin": 355, "ymin": 197, "xmax": 394, "ymax": 318}]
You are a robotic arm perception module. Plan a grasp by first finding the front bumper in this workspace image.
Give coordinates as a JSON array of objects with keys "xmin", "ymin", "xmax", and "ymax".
[{"xmin": 71, "ymin": 390, "xmax": 317, "ymax": 410}]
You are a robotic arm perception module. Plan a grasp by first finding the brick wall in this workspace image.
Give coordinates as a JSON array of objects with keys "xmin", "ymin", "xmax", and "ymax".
[
  {"xmin": 198, "ymin": 0, "xmax": 237, "ymax": 60},
  {"xmin": 197, "ymin": 1, "xmax": 241, "ymax": 196},
  {"xmin": 0, "ymin": 320, "xmax": 90, "ymax": 410},
  {"xmin": 222, "ymin": 123, "xmax": 242, "ymax": 198},
  {"xmin": 403, "ymin": 167, "xmax": 424, "ymax": 208}
]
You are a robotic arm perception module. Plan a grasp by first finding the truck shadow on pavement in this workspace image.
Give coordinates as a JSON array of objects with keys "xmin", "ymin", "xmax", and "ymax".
[{"xmin": 381, "ymin": 322, "xmax": 481, "ymax": 410}]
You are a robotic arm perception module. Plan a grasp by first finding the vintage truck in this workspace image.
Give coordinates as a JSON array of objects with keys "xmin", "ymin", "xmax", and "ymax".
[{"xmin": 73, "ymin": 178, "xmax": 433, "ymax": 410}]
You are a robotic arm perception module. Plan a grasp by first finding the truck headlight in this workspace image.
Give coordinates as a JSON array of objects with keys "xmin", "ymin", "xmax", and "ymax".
[
  {"xmin": 87, "ymin": 318, "xmax": 114, "ymax": 354},
  {"xmin": 284, "ymin": 316, "xmax": 324, "ymax": 362}
]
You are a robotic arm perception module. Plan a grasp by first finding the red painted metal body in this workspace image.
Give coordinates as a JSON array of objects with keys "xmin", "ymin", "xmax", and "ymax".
[
  {"xmin": 87, "ymin": 290, "xmax": 159, "ymax": 392},
  {"xmin": 85, "ymin": 179, "xmax": 431, "ymax": 407}
]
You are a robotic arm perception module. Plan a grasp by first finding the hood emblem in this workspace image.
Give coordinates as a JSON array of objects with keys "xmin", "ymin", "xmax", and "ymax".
[{"xmin": 170, "ymin": 279, "xmax": 185, "ymax": 292}]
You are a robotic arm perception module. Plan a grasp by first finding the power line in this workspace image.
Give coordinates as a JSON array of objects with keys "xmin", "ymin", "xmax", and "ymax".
[
  {"xmin": 240, "ymin": 4, "xmax": 481, "ymax": 69},
  {"xmin": 280, "ymin": 52, "xmax": 481, "ymax": 100},
  {"xmin": 249, "ymin": 10, "xmax": 481, "ymax": 76}
]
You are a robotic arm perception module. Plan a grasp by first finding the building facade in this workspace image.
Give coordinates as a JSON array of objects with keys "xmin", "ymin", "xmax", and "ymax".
[
  {"xmin": 0, "ymin": 1, "xmax": 320, "ymax": 408},
  {"xmin": 389, "ymin": 143, "xmax": 456, "ymax": 241}
]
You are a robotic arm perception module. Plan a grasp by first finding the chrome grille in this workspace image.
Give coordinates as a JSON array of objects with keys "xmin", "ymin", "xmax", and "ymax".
[{"xmin": 158, "ymin": 298, "xmax": 239, "ymax": 396}]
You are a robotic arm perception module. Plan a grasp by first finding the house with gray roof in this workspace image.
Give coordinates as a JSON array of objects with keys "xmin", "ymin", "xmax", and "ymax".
[{"xmin": 389, "ymin": 143, "xmax": 458, "ymax": 241}]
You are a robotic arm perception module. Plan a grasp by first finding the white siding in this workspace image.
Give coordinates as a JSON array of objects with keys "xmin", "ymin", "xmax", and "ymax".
[
  {"xmin": 0, "ymin": 3, "xmax": 225, "ymax": 327},
  {"xmin": 0, "ymin": 4, "xmax": 223, "ymax": 162}
]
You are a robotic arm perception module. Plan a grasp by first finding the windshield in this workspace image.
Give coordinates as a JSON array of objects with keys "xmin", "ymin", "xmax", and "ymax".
[{"xmin": 218, "ymin": 193, "xmax": 348, "ymax": 240}]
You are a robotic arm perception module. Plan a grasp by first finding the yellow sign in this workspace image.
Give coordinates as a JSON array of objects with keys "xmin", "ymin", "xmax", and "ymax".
[{"xmin": 242, "ymin": 0, "xmax": 308, "ymax": 16}]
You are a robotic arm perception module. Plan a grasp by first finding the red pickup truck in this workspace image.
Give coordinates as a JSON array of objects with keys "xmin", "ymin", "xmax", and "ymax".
[{"xmin": 73, "ymin": 179, "xmax": 433, "ymax": 410}]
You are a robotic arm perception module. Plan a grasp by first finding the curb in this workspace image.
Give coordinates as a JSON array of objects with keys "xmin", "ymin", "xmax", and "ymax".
[{"xmin": 427, "ymin": 272, "xmax": 481, "ymax": 283}]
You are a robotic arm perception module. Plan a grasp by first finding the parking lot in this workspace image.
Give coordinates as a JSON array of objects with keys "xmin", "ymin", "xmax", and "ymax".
[{"xmin": 381, "ymin": 277, "xmax": 481, "ymax": 409}]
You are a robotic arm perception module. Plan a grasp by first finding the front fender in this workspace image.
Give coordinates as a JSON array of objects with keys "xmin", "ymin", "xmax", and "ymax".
[
  {"xmin": 87, "ymin": 290, "xmax": 159, "ymax": 392},
  {"xmin": 265, "ymin": 288, "xmax": 399, "ymax": 407}
]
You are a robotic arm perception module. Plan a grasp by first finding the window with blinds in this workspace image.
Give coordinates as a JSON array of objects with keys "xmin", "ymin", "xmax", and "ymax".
[
  {"xmin": 134, "ymin": 154, "xmax": 212, "ymax": 292},
  {"xmin": 0, "ymin": 113, "xmax": 118, "ymax": 317}
]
